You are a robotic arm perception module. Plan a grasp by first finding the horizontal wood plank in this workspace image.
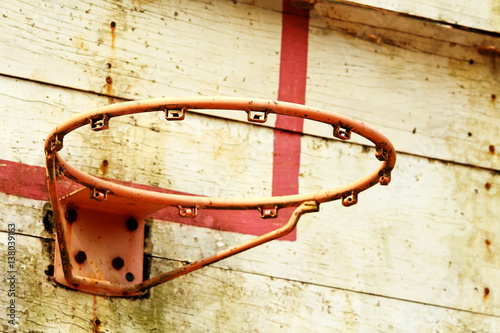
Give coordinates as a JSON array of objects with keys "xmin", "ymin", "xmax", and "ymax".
[
  {"xmin": 0, "ymin": 77, "xmax": 275, "ymax": 198},
  {"xmin": 0, "ymin": 232, "xmax": 95, "ymax": 332},
  {"xmin": 322, "ymin": 0, "xmax": 500, "ymax": 34},
  {"xmin": 0, "ymin": 231, "xmax": 498, "ymax": 332}
]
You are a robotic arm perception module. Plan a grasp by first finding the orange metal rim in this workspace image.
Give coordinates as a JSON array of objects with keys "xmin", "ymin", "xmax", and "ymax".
[
  {"xmin": 45, "ymin": 97, "xmax": 396, "ymax": 210},
  {"xmin": 44, "ymin": 97, "xmax": 396, "ymax": 296}
]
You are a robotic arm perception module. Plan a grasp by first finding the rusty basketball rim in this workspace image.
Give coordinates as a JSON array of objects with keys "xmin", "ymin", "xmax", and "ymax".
[{"xmin": 44, "ymin": 97, "xmax": 396, "ymax": 296}]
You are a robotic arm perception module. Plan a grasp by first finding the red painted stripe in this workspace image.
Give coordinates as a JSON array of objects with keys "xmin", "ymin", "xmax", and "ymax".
[
  {"xmin": 0, "ymin": 0, "xmax": 310, "ymax": 241},
  {"xmin": 274, "ymin": 0, "xmax": 309, "ymax": 193},
  {"xmin": 277, "ymin": 0, "xmax": 309, "ymax": 113},
  {"xmin": 269, "ymin": 0, "xmax": 310, "ymax": 240},
  {"xmin": 0, "ymin": 159, "xmax": 295, "ymax": 237},
  {"xmin": 0, "ymin": 159, "xmax": 69, "ymax": 201}
]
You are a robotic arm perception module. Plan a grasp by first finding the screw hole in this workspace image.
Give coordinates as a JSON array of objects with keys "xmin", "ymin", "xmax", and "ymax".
[
  {"xmin": 75, "ymin": 251, "xmax": 87, "ymax": 264},
  {"xmin": 126, "ymin": 218, "xmax": 139, "ymax": 231},
  {"xmin": 126, "ymin": 272, "xmax": 134, "ymax": 282},
  {"xmin": 112, "ymin": 257, "xmax": 125, "ymax": 270}
]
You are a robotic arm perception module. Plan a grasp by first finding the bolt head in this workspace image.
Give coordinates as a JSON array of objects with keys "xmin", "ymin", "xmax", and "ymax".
[
  {"xmin": 125, "ymin": 272, "xmax": 135, "ymax": 282},
  {"xmin": 74, "ymin": 251, "xmax": 87, "ymax": 264},
  {"xmin": 126, "ymin": 218, "xmax": 139, "ymax": 231},
  {"xmin": 112, "ymin": 257, "xmax": 125, "ymax": 270}
]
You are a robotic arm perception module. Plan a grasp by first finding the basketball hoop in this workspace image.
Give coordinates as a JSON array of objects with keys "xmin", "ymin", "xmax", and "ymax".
[{"xmin": 44, "ymin": 97, "xmax": 396, "ymax": 296}]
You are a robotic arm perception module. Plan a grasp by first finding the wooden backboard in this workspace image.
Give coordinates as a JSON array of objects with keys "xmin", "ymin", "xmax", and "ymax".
[{"xmin": 0, "ymin": 0, "xmax": 499, "ymax": 331}]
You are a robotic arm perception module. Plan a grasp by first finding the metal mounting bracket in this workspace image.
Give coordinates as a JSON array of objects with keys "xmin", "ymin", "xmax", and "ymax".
[{"xmin": 54, "ymin": 187, "xmax": 164, "ymax": 296}]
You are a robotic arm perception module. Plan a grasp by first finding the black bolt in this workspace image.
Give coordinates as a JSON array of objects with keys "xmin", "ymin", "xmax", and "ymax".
[
  {"xmin": 112, "ymin": 257, "xmax": 124, "ymax": 270},
  {"xmin": 125, "ymin": 272, "xmax": 134, "ymax": 282},
  {"xmin": 65, "ymin": 207, "xmax": 78, "ymax": 223},
  {"xmin": 126, "ymin": 218, "xmax": 139, "ymax": 231},
  {"xmin": 75, "ymin": 251, "xmax": 87, "ymax": 264}
]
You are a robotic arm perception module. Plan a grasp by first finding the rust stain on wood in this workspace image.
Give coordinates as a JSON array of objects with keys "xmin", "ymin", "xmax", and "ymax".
[
  {"xmin": 484, "ymin": 287, "xmax": 490, "ymax": 301},
  {"xmin": 477, "ymin": 45, "xmax": 500, "ymax": 57},
  {"xmin": 485, "ymin": 238, "xmax": 492, "ymax": 257},
  {"xmin": 106, "ymin": 76, "xmax": 113, "ymax": 94},
  {"xmin": 100, "ymin": 159, "xmax": 109, "ymax": 176},
  {"xmin": 92, "ymin": 317, "xmax": 101, "ymax": 332},
  {"xmin": 110, "ymin": 21, "xmax": 116, "ymax": 50}
]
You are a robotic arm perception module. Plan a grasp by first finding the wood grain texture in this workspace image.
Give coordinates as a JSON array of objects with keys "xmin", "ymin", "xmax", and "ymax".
[
  {"xmin": 2, "ymin": 0, "xmax": 500, "ymax": 330},
  {"xmin": 305, "ymin": 10, "xmax": 500, "ymax": 171},
  {"xmin": 0, "ymin": 0, "xmax": 499, "ymax": 169},
  {"xmin": 146, "ymin": 141, "xmax": 500, "ymax": 315},
  {"xmin": 1, "ymin": 230, "xmax": 498, "ymax": 332},
  {"xmin": 1, "ymin": 77, "xmax": 499, "ymax": 317},
  {"xmin": 321, "ymin": 0, "xmax": 500, "ymax": 34},
  {"xmin": 0, "ymin": 0, "xmax": 282, "ymax": 98}
]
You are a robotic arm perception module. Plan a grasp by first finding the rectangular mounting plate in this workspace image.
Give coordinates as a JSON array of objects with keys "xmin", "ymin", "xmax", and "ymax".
[{"xmin": 54, "ymin": 187, "xmax": 165, "ymax": 296}]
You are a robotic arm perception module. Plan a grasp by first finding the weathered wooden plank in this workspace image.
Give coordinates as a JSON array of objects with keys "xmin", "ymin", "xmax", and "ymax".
[
  {"xmin": 319, "ymin": 0, "xmax": 500, "ymax": 34},
  {"xmin": 1, "ymin": 76, "xmax": 499, "ymax": 315},
  {"xmin": 1, "ymin": 146, "xmax": 498, "ymax": 315},
  {"xmin": 1, "ymin": 1, "xmax": 499, "ymax": 169},
  {"xmin": 1, "ymin": 231, "xmax": 498, "ymax": 332},
  {"xmin": 311, "ymin": 1, "xmax": 500, "ymax": 63}
]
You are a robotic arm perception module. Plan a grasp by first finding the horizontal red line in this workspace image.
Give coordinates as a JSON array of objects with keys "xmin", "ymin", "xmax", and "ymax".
[{"xmin": 0, "ymin": 159, "xmax": 296, "ymax": 240}]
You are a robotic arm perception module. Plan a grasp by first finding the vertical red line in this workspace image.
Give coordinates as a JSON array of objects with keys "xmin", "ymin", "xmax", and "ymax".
[{"xmin": 272, "ymin": 0, "xmax": 309, "ymax": 240}]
